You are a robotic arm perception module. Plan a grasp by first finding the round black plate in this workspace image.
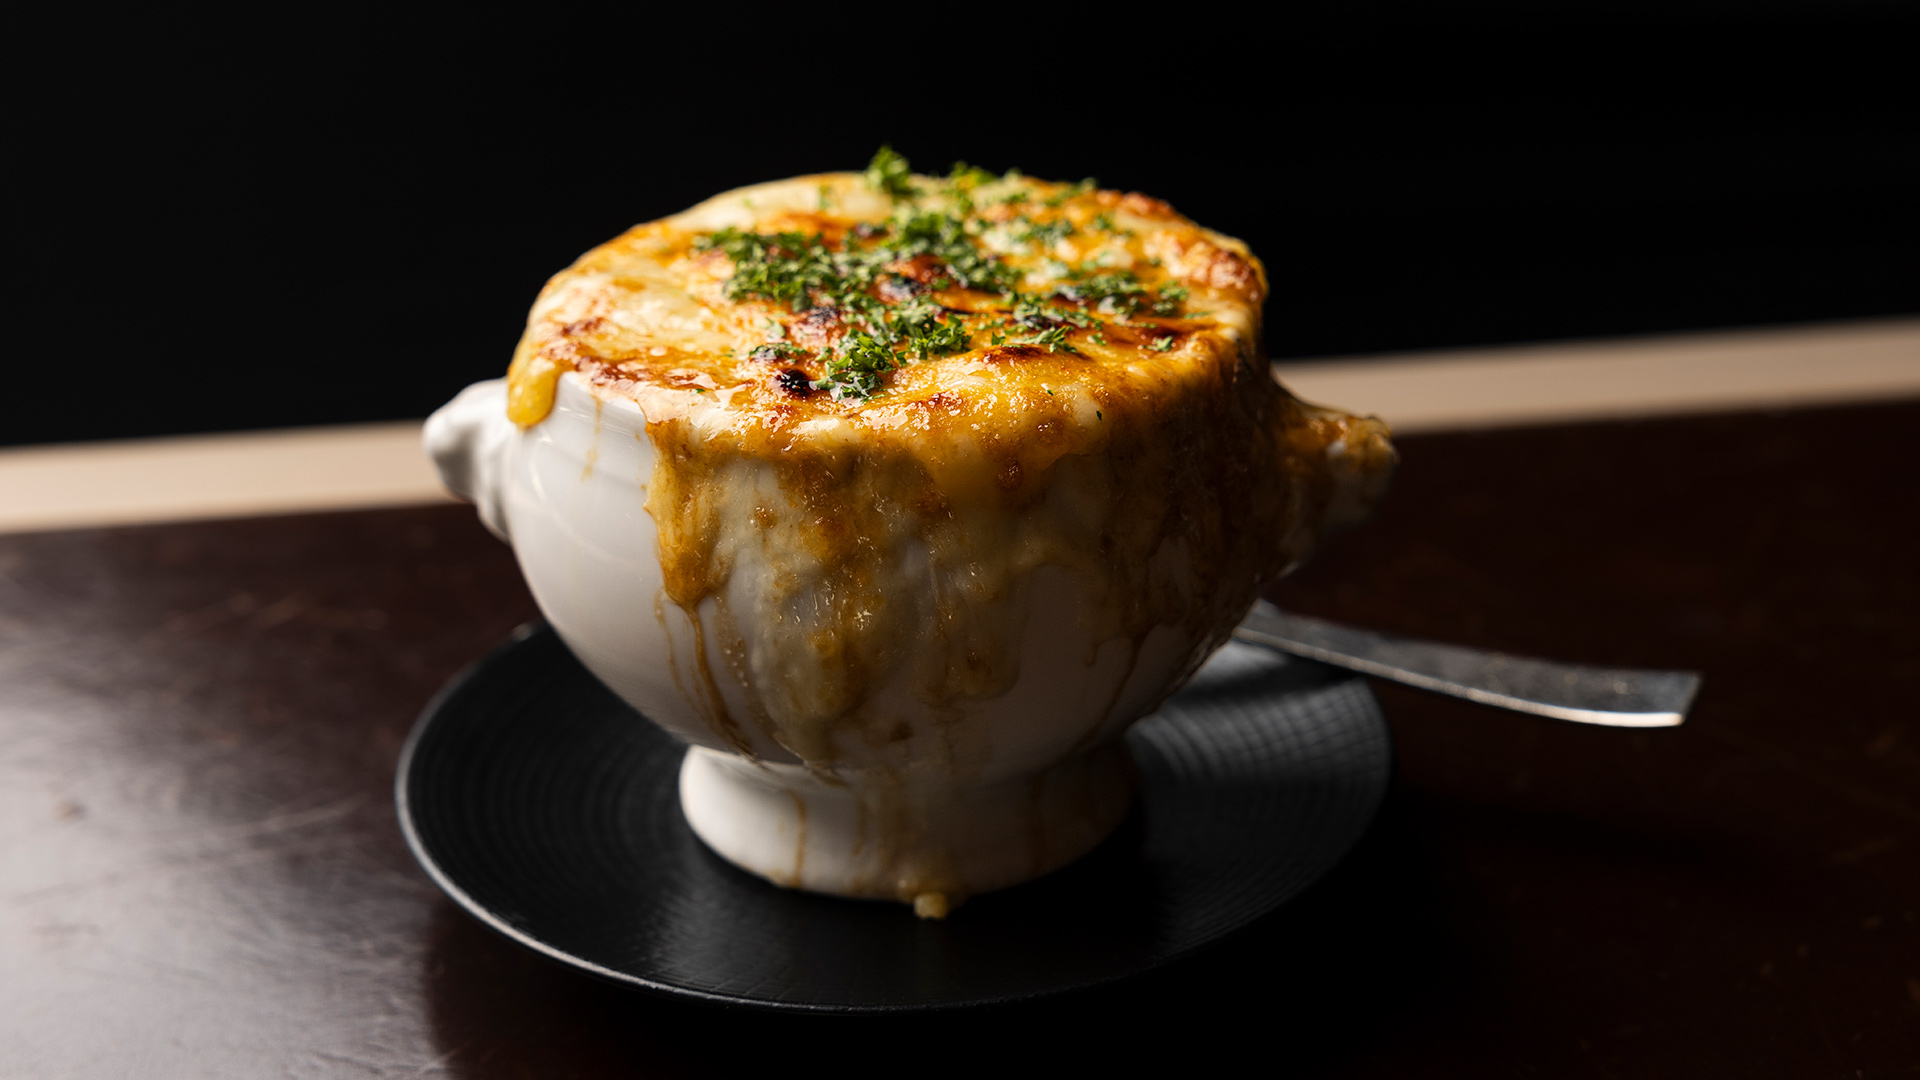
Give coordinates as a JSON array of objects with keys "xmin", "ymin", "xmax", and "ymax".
[{"xmin": 397, "ymin": 624, "xmax": 1391, "ymax": 1013}]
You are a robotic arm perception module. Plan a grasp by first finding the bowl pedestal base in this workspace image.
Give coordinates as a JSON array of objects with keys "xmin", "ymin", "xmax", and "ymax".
[{"xmin": 678, "ymin": 741, "xmax": 1136, "ymax": 910}]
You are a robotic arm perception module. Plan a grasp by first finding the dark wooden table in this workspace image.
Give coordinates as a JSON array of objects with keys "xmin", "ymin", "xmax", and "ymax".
[{"xmin": 4, "ymin": 402, "xmax": 1915, "ymax": 1077}]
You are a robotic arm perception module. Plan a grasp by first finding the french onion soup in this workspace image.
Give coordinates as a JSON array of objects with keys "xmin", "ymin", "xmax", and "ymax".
[{"xmin": 449, "ymin": 150, "xmax": 1394, "ymax": 910}]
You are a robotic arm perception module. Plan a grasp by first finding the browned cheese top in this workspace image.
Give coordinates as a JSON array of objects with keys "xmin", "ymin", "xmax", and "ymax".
[{"xmin": 508, "ymin": 167, "xmax": 1276, "ymax": 454}]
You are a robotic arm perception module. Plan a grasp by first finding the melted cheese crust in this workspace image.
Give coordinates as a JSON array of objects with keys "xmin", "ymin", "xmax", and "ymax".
[
  {"xmin": 505, "ymin": 172, "xmax": 1268, "ymax": 431},
  {"xmin": 501, "ymin": 170, "xmax": 1394, "ymax": 811}
]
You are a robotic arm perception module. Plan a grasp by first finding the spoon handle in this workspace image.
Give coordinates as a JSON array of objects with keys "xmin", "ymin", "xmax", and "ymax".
[{"xmin": 1233, "ymin": 601, "xmax": 1700, "ymax": 727}]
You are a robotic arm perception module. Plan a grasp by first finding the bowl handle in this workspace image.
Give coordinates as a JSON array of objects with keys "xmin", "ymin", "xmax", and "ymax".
[{"xmin": 423, "ymin": 379, "xmax": 517, "ymax": 542}]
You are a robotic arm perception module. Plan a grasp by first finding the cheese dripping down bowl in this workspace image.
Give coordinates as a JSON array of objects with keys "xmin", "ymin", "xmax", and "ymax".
[{"xmin": 426, "ymin": 153, "xmax": 1395, "ymax": 918}]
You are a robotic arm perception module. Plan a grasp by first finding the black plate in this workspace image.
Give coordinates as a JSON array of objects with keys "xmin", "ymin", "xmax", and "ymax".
[{"xmin": 397, "ymin": 623, "xmax": 1390, "ymax": 1013}]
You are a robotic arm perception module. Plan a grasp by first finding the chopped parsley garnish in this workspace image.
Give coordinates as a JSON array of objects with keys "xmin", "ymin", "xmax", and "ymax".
[
  {"xmin": 1151, "ymin": 282, "xmax": 1190, "ymax": 317},
  {"xmin": 748, "ymin": 342, "xmax": 806, "ymax": 363},
  {"xmin": 812, "ymin": 309, "xmax": 973, "ymax": 400},
  {"xmin": 888, "ymin": 211, "xmax": 1022, "ymax": 293},
  {"xmin": 942, "ymin": 161, "xmax": 998, "ymax": 214},
  {"xmin": 1014, "ymin": 325, "xmax": 1073, "ymax": 352},
  {"xmin": 1056, "ymin": 271, "xmax": 1145, "ymax": 313},
  {"xmin": 998, "ymin": 293, "xmax": 1097, "ymax": 353},
  {"xmin": 812, "ymin": 332, "xmax": 896, "ymax": 400},
  {"xmin": 1011, "ymin": 293, "xmax": 1097, "ymax": 329},
  {"xmin": 693, "ymin": 148, "xmax": 1206, "ymax": 401},
  {"xmin": 695, "ymin": 228, "xmax": 880, "ymax": 313},
  {"xmin": 866, "ymin": 145, "xmax": 917, "ymax": 200},
  {"xmin": 871, "ymin": 297, "xmax": 973, "ymax": 360},
  {"xmin": 694, "ymin": 214, "xmax": 1002, "ymax": 399},
  {"xmin": 948, "ymin": 161, "xmax": 997, "ymax": 188},
  {"xmin": 802, "ymin": 296, "xmax": 976, "ymax": 401},
  {"xmin": 1013, "ymin": 216, "xmax": 1075, "ymax": 249}
]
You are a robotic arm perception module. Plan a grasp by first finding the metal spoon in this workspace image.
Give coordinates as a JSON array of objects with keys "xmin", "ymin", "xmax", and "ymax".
[{"xmin": 1233, "ymin": 600, "xmax": 1701, "ymax": 727}]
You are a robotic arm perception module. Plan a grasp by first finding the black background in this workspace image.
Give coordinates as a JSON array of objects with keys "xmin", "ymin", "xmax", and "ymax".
[{"xmin": 10, "ymin": 5, "xmax": 1915, "ymax": 447}]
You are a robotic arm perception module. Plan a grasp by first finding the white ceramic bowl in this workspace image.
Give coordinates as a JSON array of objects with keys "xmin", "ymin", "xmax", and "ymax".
[{"xmin": 428, "ymin": 373, "xmax": 1213, "ymax": 912}]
